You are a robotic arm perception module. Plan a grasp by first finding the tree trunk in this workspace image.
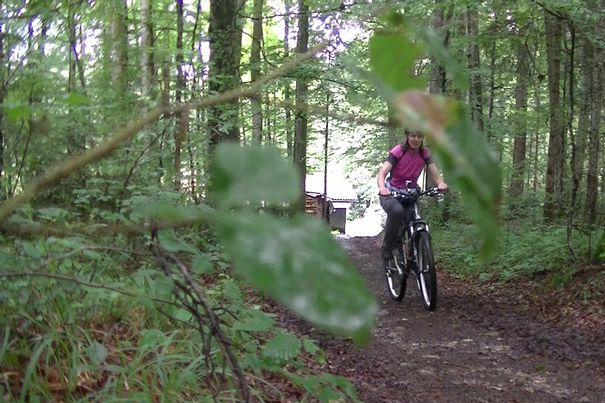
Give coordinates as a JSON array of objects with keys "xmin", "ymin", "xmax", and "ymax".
[
  {"xmin": 510, "ymin": 38, "xmax": 529, "ymax": 195},
  {"xmin": 250, "ymin": 0, "xmax": 263, "ymax": 143},
  {"xmin": 0, "ymin": 1, "xmax": 5, "ymax": 200},
  {"xmin": 467, "ymin": 7, "xmax": 484, "ymax": 132},
  {"xmin": 111, "ymin": 0, "xmax": 129, "ymax": 99},
  {"xmin": 571, "ymin": 34, "xmax": 592, "ymax": 215},
  {"xmin": 543, "ymin": 9, "xmax": 564, "ymax": 221},
  {"xmin": 284, "ymin": 0, "xmax": 293, "ymax": 158},
  {"xmin": 429, "ymin": 2, "xmax": 452, "ymax": 95},
  {"xmin": 207, "ymin": 0, "xmax": 241, "ymax": 155},
  {"xmin": 293, "ymin": 0, "xmax": 309, "ymax": 211},
  {"xmin": 585, "ymin": 38, "xmax": 603, "ymax": 223},
  {"xmin": 140, "ymin": 0, "xmax": 155, "ymax": 99},
  {"xmin": 174, "ymin": 0, "xmax": 187, "ymax": 190}
]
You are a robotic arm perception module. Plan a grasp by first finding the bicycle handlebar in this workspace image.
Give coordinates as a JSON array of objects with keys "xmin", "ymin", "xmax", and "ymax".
[{"xmin": 390, "ymin": 187, "xmax": 444, "ymax": 200}]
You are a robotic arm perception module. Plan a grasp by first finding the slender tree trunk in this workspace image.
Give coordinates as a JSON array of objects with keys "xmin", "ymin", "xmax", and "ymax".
[
  {"xmin": 571, "ymin": 35, "xmax": 592, "ymax": 215},
  {"xmin": 250, "ymin": 0, "xmax": 263, "ymax": 143},
  {"xmin": 111, "ymin": 0, "xmax": 129, "ymax": 99},
  {"xmin": 174, "ymin": 0, "xmax": 188, "ymax": 190},
  {"xmin": 467, "ymin": 7, "xmax": 484, "ymax": 132},
  {"xmin": 429, "ymin": 2, "xmax": 452, "ymax": 95},
  {"xmin": 0, "ymin": 1, "xmax": 5, "ymax": 200},
  {"xmin": 543, "ymin": 9, "xmax": 564, "ymax": 221},
  {"xmin": 207, "ymin": 0, "xmax": 241, "ymax": 155},
  {"xmin": 140, "ymin": 0, "xmax": 155, "ymax": 99},
  {"xmin": 284, "ymin": 0, "xmax": 293, "ymax": 157},
  {"xmin": 585, "ymin": 38, "xmax": 603, "ymax": 223},
  {"xmin": 293, "ymin": 0, "xmax": 309, "ymax": 211},
  {"xmin": 323, "ymin": 90, "xmax": 329, "ymax": 220},
  {"xmin": 511, "ymin": 38, "xmax": 529, "ymax": 195},
  {"xmin": 68, "ymin": 2, "xmax": 77, "ymax": 94}
]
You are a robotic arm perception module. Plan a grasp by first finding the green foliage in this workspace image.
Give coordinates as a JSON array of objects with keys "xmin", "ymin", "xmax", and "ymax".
[
  {"xmin": 592, "ymin": 229, "xmax": 605, "ymax": 263},
  {"xmin": 369, "ymin": 18, "xmax": 426, "ymax": 92},
  {"xmin": 433, "ymin": 222, "xmax": 591, "ymax": 283}
]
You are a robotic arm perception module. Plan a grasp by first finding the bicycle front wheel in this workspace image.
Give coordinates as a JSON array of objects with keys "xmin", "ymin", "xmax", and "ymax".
[
  {"xmin": 385, "ymin": 248, "xmax": 407, "ymax": 301},
  {"xmin": 416, "ymin": 231, "xmax": 437, "ymax": 310}
]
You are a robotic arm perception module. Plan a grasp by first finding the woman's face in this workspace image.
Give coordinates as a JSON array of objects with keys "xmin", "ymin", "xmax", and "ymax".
[{"xmin": 407, "ymin": 132, "xmax": 423, "ymax": 150}]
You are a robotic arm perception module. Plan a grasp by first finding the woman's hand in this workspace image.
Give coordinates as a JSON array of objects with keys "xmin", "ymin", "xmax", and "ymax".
[{"xmin": 378, "ymin": 187, "xmax": 391, "ymax": 196}]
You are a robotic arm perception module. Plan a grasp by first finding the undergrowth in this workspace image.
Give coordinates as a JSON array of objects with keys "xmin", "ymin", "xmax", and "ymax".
[
  {"xmin": 432, "ymin": 220, "xmax": 598, "ymax": 288},
  {"xmin": 0, "ymin": 217, "xmax": 360, "ymax": 401}
]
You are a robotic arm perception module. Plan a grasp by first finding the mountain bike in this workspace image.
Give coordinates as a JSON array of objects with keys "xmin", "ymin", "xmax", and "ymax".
[{"xmin": 384, "ymin": 186, "xmax": 441, "ymax": 310}]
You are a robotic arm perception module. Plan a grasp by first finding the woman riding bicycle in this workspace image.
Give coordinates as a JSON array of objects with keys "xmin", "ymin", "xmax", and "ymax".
[{"xmin": 376, "ymin": 130, "xmax": 448, "ymax": 271}]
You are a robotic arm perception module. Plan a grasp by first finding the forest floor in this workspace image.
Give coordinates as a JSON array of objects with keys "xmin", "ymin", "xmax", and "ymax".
[{"xmin": 274, "ymin": 234, "xmax": 605, "ymax": 403}]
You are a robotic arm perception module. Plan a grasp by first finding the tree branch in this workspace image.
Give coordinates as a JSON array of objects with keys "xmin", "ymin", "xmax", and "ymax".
[{"xmin": 0, "ymin": 42, "xmax": 327, "ymax": 225}]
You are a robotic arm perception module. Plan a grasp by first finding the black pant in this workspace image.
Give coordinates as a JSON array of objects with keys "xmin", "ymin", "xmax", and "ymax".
[{"xmin": 380, "ymin": 196, "xmax": 413, "ymax": 261}]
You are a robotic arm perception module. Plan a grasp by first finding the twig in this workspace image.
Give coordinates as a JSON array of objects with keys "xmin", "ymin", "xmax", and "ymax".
[{"xmin": 152, "ymin": 239, "xmax": 251, "ymax": 402}]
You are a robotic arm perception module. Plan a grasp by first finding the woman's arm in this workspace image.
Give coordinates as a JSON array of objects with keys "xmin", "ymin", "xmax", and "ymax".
[
  {"xmin": 376, "ymin": 161, "xmax": 393, "ymax": 195},
  {"xmin": 427, "ymin": 162, "xmax": 448, "ymax": 190}
]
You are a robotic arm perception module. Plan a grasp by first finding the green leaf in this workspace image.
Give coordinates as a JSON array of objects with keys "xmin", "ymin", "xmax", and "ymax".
[
  {"xmin": 192, "ymin": 253, "xmax": 213, "ymax": 274},
  {"xmin": 302, "ymin": 338, "xmax": 320, "ymax": 356},
  {"xmin": 21, "ymin": 242, "xmax": 42, "ymax": 260},
  {"xmin": 158, "ymin": 229, "xmax": 200, "ymax": 255},
  {"xmin": 87, "ymin": 341, "xmax": 108, "ymax": 366},
  {"xmin": 4, "ymin": 103, "xmax": 33, "ymax": 123},
  {"xmin": 233, "ymin": 309, "xmax": 275, "ymax": 332},
  {"xmin": 65, "ymin": 92, "xmax": 90, "ymax": 106},
  {"xmin": 262, "ymin": 332, "xmax": 301, "ymax": 361},
  {"xmin": 221, "ymin": 278, "xmax": 242, "ymax": 302},
  {"xmin": 369, "ymin": 27, "xmax": 426, "ymax": 92},
  {"xmin": 213, "ymin": 212, "xmax": 376, "ymax": 343},
  {"xmin": 152, "ymin": 276, "xmax": 175, "ymax": 300},
  {"xmin": 210, "ymin": 143, "xmax": 301, "ymax": 208},
  {"xmin": 140, "ymin": 202, "xmax": 209, "ymax": 223},
  {"xmin": 138, "ymin": 329, "xmax": 166, "ymax": 350}
]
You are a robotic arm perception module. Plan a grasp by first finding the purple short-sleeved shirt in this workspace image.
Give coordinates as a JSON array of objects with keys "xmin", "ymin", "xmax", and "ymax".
[{"xmin": 386, "ymin": 144, "xmax": 432, "ymax": 189}]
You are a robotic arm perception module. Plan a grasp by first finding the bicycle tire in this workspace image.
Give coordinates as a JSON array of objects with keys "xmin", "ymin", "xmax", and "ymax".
[
  {"xmin": 385, "ymin": 247, "xmax": 407, "ymax": 301},
  {"xmin": 416, "ymin": 231, "xmax": 437, "ymax": 310}
]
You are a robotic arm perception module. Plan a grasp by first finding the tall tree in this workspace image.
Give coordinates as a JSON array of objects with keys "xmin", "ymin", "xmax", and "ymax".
[
  {"xmin": 467, "ymin": 6, "xmax": 484, "ymax": 132},
  {"xmin": 140, "ymin": 0, "xmax": 155, "ymax": 99},
  {"xmin": 293, "ymin": 0, "xmax": 309, "ymax": 210},
  {"xmin": 543, "ymin": 8, "xmax": 564, "ymax": 221},
  {"xmin": 428, "ymin": 3, "xmax": 450, "ymax": 95},
  {"xmin": 0, "ymin": 0, "xmax": 5, "ymax": 200},
  {"xmin": 174, "ymin": 0, "xmax": 187, "ymax": 189},
  {"xmin": 111, "ymin": 0, "xmax": 129, "ymax": 102},
  {"xmin": 250, "ymin": 0, "xmax": 263, "ymax": 143},
  {"xmin": 585, "ymin": 20, "xmax": 603, "ymax": 222},
  {"xmin": 510, "ymin": 36, "xmax": 529, "ymax": 195},
  {"xmin": 207, "ymin": 0, "xmax": 241, "ymax": 154},
  {"xmin": 570, "ymin": 21, "xmax": 594, "ymax": 227},
  {"xmin": 284, "ymin": 0, "xmax": 293, "ymax": 157}
]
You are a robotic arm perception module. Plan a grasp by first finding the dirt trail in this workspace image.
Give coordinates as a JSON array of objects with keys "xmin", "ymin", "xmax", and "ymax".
[{"xmin": 277, "ymin": 235, "xmax": 605, "ymax": 403}]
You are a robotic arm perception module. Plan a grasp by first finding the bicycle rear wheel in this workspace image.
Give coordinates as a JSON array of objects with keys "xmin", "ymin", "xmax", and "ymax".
[
  {"xmin": 416, "ymin": 231, "xmax": 437, "ymax": 310},
  {"xmin": 385, "ymin": 248, "xmax": 407, "ymax": 301}
]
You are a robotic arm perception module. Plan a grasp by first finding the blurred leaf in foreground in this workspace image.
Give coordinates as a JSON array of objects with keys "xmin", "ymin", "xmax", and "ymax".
[
  {"xmin": 213, "ymin": 211, "xmax": 376, "ymax": 344},
  {"xmin": 391, "ymin": 91, "xmax": 501, "ymax": 259},
  {"xmin": 210, "ymin": 142, "xmax": 301, "ymax": 209},
  {"xmin": 365, "ymin": 15, "xmax": 502, "ymax": 259},
  {"xmin": 210, "ymin": 143, "xmax": 377, "ymax": 343}
]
